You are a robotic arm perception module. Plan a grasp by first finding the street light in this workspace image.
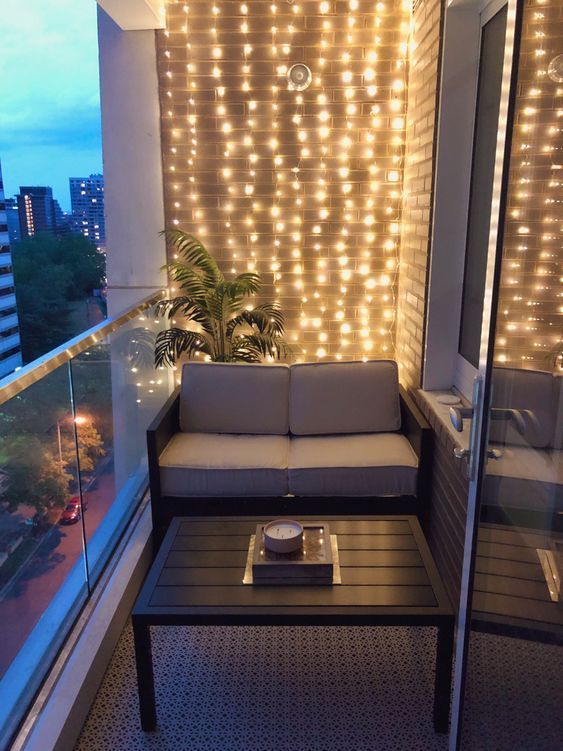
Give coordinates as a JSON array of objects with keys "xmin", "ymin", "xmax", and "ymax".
[{"xmin": 56, "ymin": 415, "xmax": 89, "ymax": 466}]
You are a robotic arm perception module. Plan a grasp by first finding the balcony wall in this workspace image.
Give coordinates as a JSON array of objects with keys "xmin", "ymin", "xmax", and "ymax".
[
  {"xmin": 396, "ymin": 0, "xmax": 443, "ymax": 389},
  {"xmin": 156, "ymin": 0, "xmax": 411, "ymax": 361}
]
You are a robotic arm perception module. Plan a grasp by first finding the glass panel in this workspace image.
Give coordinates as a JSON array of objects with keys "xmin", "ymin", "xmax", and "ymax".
[
  {"xmin": 458, "ymin": 6, "xmax": 507, "ymax": 367},
  {"xmin": 70, "ymin": 304, "xmax": 173, "ymax": 585},
  {"xmin": 460, "ymin": 2, "xmax": 562, "ymax": 747},
  {"xmin": 0, "ymin": 364, "xmax": 88, "ymax": 743}
]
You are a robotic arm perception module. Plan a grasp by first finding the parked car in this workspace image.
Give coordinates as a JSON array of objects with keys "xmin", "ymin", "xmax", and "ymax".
[{"xmin": 59, "ymin": 496, "xmax": 88, "ymax": 525}]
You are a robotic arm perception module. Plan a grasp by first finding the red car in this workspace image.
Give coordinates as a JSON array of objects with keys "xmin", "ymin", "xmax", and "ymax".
[{"xmin": 59, "ymin": 496, "xmax": 88, "ymax": 525}]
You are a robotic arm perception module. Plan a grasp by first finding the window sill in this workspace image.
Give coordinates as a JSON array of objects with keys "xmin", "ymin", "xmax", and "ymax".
[{"xmin": 416, "ymin": 389, "xmax": 471, "ymax": 451}]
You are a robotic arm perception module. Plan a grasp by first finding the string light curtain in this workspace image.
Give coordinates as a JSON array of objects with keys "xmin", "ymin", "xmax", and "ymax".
[
  {"xmin": 495, "ymin": 0, "xmax": 563, "ymax": 372},
  {"xmin": 157, "ymin": 0, "xmax": 411, "ymax": 361}
]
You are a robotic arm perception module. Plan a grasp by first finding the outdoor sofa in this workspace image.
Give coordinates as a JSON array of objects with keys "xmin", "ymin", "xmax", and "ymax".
[{"xmin": 147, "ymin": 360, "xmax": 431, "ymax": 544}]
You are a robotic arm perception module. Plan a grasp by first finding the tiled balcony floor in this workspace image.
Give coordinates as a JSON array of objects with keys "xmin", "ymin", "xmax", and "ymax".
[{"xmin": 75, "ymin": 622, "xmax": 560, "ymax": 751}]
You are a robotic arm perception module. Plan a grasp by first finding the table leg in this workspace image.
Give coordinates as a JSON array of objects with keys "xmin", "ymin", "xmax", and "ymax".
[
  {"xmin": 434, "ymin": 621, "xmax": 454, "ymax": 733},
  {"xmin": 133, "ymin": 619, "xmax": 157, "ymax": 730}
]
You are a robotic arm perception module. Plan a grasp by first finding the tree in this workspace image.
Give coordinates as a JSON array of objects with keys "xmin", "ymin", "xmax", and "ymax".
[
  {"xmin": 154, "ymin": 231, "xmax": 289, "ymax": 366},
  {"xmin": 61, "ymin": 421, "xmax": 106, "ymax": 475},
  {"xmin": 0, "ymin": 436, "xmax": 71, "ymax": 514},
  {"xmin": 12, "ymin": 233, "xmax": 106, "ymax": 362},
  {"xmin": 14, "ymin": 263, "xmax": 74, "ymax": 361}
]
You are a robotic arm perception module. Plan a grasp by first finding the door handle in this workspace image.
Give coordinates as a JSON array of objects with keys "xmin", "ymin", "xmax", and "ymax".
[
  {"xmin": 490, "ymin": 407, "xmax": 527, "ymax": 435},
  {"xmin": 487, "ymin": 448, "xmax": 502, "ymax": 460},
  {"xmin": 450, "ymin": 405, "xmax": 527, "ymax": 435},
  {"xmin": 453, "ymin": 447, "xmax": 470, "ymax": 460},
  {"xmin": 453, "ymin": 447, "xmax": 502, "ymax": 461},
  {"xmin": 454, "ymin": 446, "xmax": 502, "ymax": 461},
  {"xmin": 449, "ymin": 407, "xmax": 473, "ymax": 433}
]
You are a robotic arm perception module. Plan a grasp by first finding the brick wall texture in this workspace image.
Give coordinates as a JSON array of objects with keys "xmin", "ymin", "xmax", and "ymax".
[
  {"xmin": 396, "ymin": 0, "xmax": 443, "ymax": 388},
  {"xmin": 494, "ymin": 0, "xmax": 562, "ymax": 372},
  {"xmin": 416, "ymin": 394, "xmax": 469, "ymax": 608},
  {"xmin": 157, "ymin": 0, "xmax": 411, "ymax": 362}
]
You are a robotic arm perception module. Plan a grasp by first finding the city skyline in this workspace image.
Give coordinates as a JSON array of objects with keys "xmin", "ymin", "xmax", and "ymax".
[
  {"xmin": 7, "ymin": 174, "xmax": 105, "ymax": 247},
  {"xmin": 0, "ymin": 1, "xmax": 102, "ymax": 211}
]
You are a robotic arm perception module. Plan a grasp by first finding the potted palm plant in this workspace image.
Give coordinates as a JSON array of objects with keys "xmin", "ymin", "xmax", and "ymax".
[{"xmin": 154, "ymin": 230, "xmax": 289, "ymax": 366}]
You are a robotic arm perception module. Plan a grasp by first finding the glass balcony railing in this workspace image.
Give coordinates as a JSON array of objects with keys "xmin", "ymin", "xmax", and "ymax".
[{"xmin": 0, "ymin": 291, "xmax": 172, "ymax": 746}]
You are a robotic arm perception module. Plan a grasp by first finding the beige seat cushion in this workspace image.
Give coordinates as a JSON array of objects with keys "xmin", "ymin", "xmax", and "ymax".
[
  {"xmin": 288, "ymin": 434, "xmax": 418, "ymax": 497},
  {"xmin": 289, "ymin": 360, "xmax": 401, "ymax": 435},
  {"xmin": 484, "ymin": 445, "xmax": 563, "ymax": 512},
  {"xmin": 160, "ymin": 433, "xmax": 289, "ymax": 497},
  {"xmin": 180, "ymin": 362, "xmax": 290, "ymax": 435}
]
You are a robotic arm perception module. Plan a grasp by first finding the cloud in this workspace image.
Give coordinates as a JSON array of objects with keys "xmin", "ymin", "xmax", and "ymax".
[
  {"xmin": 0, "ymin": 0, "xmax": 102, "ymax": 207},
  {"xmin": 1, "ymin": 104, "xmax": 102, "ymax": 150}
]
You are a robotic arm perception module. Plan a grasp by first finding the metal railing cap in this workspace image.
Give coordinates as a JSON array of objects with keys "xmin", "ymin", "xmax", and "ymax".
[{"xmin": 0, "ymin": 290, "xmax": 167, "ymax": 405}]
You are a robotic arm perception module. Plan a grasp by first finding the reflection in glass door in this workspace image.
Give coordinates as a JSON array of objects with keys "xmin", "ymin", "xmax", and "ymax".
[{"xmin": 449, "ymin": 0, "xmax": 563, "ymax": 748}]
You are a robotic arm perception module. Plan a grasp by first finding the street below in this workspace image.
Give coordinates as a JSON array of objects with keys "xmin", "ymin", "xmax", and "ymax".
[{"xmin": 0, "ymin": 471, "xmax": 115, "ymax": 677}]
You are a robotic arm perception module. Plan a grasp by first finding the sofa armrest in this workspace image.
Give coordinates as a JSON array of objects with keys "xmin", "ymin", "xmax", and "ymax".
[
  {"xmin": 400, "ymin": 386, "xmax": 432, "ymax": 507},
  {"xmin": 147, "ymin": 386, "xmax": 180, "ymax": 506},
  {"xmin": 399, "ymin": 385, "xmax": 430, "ymax": 457}
]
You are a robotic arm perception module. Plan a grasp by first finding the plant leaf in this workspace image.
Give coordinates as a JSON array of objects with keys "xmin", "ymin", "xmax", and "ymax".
[
  {"xmin": 154, "ymin": 328, "xmax": 211, "ymax": 367},
  {"xmin": 226, "ymin": 304, "xmax": 285, "ymax": 338},
  {"xmin": 160, "ymin": 230, "xmax": 222, "ymax": 284}
]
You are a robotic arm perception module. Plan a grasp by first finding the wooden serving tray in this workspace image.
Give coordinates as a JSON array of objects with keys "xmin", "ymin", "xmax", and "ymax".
[{"xmin": 251, "ymin": 523, "xmax": 334, "ymax": 585}]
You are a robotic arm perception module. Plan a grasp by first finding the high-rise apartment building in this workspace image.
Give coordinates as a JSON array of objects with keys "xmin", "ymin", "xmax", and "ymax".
[
  {"xmin": 0, "ymin": 162, "xmax": 22, "ymax": 378},
  {"xmin": 69, "ymin": 174, "xmax": 105, "ymax": 250},
  {"xmin": 16, "ymin": 186, "xmax": 58, "ymax": 239},
  {"xmin": 4, "ymin": 198, "xmax": 20, "ymax": 245}
]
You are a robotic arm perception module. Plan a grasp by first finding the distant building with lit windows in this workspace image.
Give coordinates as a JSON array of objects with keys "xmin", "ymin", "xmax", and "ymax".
[
  {"xmin": 4, "ymin": 198, "xmax": 20, "ymax": 245},
  {"xmin": 69, "ymin": 174, "xmax": 105, "ymax": 251},
  {"xmin": 0, "ymin": 162, "xmax": 22, "ymax": 378},
  {"xmin": 15, "ymin": 185, "xmax": 70, "ymax": 240}
]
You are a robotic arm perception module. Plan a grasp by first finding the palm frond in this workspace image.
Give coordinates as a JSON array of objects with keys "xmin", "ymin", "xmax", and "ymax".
[
  {"xmin": 162, "ymin": 262, "xmax": 211, "ymax": 300},
  {"xmin": 251, "ymin": 303, "xmax": 285, "ymax": 334},
  {"xmin": 227, "ymin": 348, "xmax": 262, "ymax": 363},
  {"xmin": 160, "ymin": 230, "xmax": 222, "ymax": 283},
  {"xmin": 221, "ymin": 274, "xmax": 262, "ymax": 316},
  {"xmin": 226, "ymin": 303, "xmax": 285, "ymax": 338},
  {"xmin": 205, "ymin": 285, "xmax": 228, "ymax": 323},
  {"xmin": 232, "ymin": 333, "xmax": 283, "ymax": 361},
  {"xmin": 155, "ymin": 296, "xmax": 208, "ymax": 325},
  {"xmin": 113, "ymin": 326, "xmax": 156, "ymax": 369},
  {"xmin": 154, "ymin": 328, "xmax": 211, "ymax": 368},
  {"xmin": 232, "ymin": 272, "xmax": 261, "ymax": 295},
  {"xmin": 156, "ymin": 231, "xmax": 289, "ymax": 367}
]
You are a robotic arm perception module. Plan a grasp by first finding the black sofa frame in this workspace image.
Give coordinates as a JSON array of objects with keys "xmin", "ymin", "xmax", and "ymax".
[{"xmin": 147, "ymin": 385, "xmax": 432, "ymax": 547}]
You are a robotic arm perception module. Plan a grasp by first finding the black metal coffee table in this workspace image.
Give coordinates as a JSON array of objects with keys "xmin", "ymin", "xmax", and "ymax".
[{"xmin": 132, "ymin": 516, "xmax": 454, "ymax": 732}]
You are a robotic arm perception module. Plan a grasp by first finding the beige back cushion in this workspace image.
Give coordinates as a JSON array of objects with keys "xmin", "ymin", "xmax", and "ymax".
[
  {"xmin": 180, "ymin": 362, "xmax": 290, "ymax": 434},
  {"xmin": 289, "ymin": 360, "xmax": 401, "ymax": 435},
  {"xmin": 489, "ymin": 367, "xmax": 555, "ymax": 448}
]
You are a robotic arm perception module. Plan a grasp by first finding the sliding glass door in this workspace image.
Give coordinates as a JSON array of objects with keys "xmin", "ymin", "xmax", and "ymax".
[{"xmin": 449, "ymin": 0, "xmax": 562, "ymax": 748}]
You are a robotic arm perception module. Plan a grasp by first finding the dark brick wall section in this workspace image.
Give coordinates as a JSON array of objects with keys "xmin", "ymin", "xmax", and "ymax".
[{"xmin": 415, "ymin": 392, "xmax": 468, "ymax": 610}]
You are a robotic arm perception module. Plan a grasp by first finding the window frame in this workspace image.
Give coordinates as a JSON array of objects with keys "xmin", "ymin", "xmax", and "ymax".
[{"xmin": 422, "ymin": 0, "xmax": 510, "ymax": 399}]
